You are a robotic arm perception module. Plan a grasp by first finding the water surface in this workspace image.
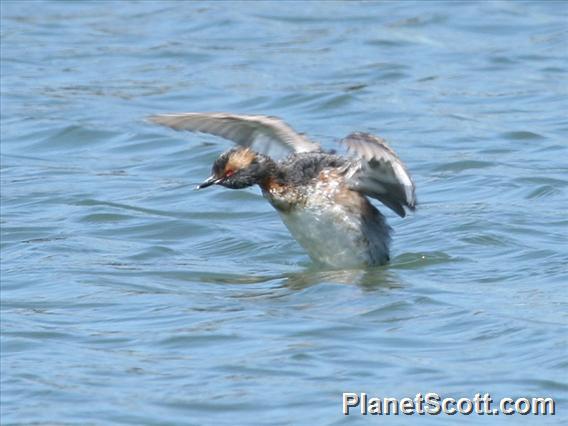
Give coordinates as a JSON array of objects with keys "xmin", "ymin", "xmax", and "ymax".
[{"xmin": 1, "ymin": 1, "xmax": 567, "ymax": 424}]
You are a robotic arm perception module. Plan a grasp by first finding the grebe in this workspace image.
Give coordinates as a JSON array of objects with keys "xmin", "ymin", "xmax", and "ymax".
[{"xmin": 149, "ymin": 112, "xmax": 416, "ymax": 267}]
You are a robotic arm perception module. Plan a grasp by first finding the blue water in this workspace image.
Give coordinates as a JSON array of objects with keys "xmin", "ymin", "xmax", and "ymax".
[{"xmin": 1, "ymin": 1, "xmax": 567, "ymax": 424}]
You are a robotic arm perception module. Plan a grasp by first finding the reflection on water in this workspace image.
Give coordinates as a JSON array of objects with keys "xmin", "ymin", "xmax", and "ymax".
[{"xmin": 279, "ymin": 267, "xmax": 404, "ymax": 292}]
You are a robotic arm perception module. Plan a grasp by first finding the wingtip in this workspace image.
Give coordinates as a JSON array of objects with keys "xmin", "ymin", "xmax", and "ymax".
[
  {"xmin": 146, "ymin": 114, "xmax": 184, "ymax": 130},
  {"xmin": 407, "ymin": 199, "xmax": 417, "ymax": 213},
  {"xmin": 146, "ymin": 114, "xmax": 161, "ymax": 125},
  {"xmin": 146, "ymin": 114, "xmax": 168, "ymax": 125},
  {"xmin": 399, "ymin": 202, "xmax": 416, "ymax": 218}
]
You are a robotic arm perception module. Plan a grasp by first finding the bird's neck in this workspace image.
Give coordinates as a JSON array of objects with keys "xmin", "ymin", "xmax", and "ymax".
[{"xmin": 255, "ymin": 155, "xmax": 284, "ymax": 192}]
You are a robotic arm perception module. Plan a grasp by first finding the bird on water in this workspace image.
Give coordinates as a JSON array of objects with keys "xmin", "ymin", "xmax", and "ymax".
[{"xmin": 148, "ymin": 112, "xmax": 416, "ymax": 268}]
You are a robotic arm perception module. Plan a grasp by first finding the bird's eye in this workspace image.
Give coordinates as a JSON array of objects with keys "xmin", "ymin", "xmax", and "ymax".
[{"xmin": 225, "ymin": 169, "xmax": 235, "ymax": 177}]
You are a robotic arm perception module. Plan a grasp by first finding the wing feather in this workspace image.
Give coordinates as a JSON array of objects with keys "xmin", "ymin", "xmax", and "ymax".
[
  {"xmin": 147, "ymin": 112, "xmax": 320, "ymax": 159},
  {"xmin": 342, "ymin": 132, "xmax": 416, "ymax": 217}
]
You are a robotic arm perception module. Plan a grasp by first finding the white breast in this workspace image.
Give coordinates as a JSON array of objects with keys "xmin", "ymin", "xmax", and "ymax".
[{"xmin": 269, "ymin": 181, "xmax": 391, "ymax": 268}]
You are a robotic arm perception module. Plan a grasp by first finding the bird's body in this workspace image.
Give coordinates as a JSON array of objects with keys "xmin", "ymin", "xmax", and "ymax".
[
  {"xmin": 259, "ymin": 152, "xmax": 391, "ymax": 266},
  {"xmin": 149, "ymin": 112, "xmax": 416, "ymax": 268}
]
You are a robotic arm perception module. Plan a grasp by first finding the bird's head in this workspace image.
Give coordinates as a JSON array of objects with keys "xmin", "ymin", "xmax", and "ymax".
[{"xmin": 197, "ymin": 147, "xmax": 274, "ymax": 190}]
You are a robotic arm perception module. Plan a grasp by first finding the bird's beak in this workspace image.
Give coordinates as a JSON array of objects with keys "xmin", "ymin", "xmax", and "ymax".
[{"xmin": 196, "ymin": 175, "xmax": 222, "ymax": 190}]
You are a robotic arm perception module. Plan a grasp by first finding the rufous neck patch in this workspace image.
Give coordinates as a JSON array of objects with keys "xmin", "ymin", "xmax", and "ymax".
[{"xmin": 260, "ymin": 175, "xmax": 284, "ymax": 192}]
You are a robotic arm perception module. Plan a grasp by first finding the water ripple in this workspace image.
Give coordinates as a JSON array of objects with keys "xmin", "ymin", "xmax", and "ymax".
[{"xmin": 2, "ymin": 1, "xmax": 567, "ymax": 424}]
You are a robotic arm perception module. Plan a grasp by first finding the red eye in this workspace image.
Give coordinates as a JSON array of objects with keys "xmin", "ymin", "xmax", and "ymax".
[{"xmin": 225, "ymin": 169, "xmax": 234, "ymax": 177}]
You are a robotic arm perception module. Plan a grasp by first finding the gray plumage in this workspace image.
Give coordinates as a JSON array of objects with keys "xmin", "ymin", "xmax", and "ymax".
[
  {"xmin": 149, "ymin": 112, "xmax": 416, "ymax": 267},
  {"xmin": 341, "ymin": 132, "xmax": 416, "ymax": 217},
  {"xmin": 278, "ymin": 152, "xmax": 347, "ymax": 185},
  {"xmin": 147, "ymin": 112, "xmax": 320, "ymax": 159}
]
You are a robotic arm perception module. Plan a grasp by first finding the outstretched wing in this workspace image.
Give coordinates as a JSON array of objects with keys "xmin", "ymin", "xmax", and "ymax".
[
  {"xmin": 147, "ymin": 112, "xmax": 321, "ymax": 159},
  {"xmin": 342, "ymin": 132, "xmax": 416, "ymax": 217}
]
